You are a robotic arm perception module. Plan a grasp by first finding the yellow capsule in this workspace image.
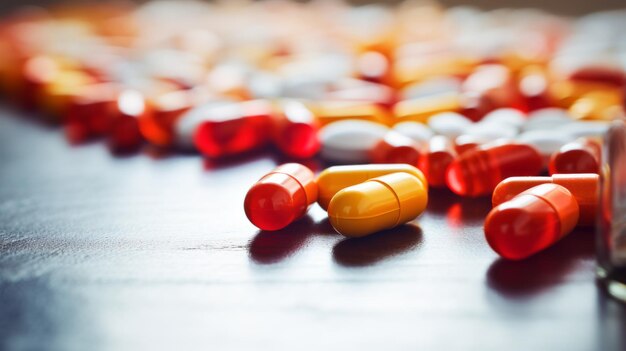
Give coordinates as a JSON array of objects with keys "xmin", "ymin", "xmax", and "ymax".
[
  {"xmin": 316, "ymin": 164, "xmax": 428, "ymax": 211},
  {"xmin": 393, "ymin": 93, "xmax": 463, "ymax": 123},
  {"xmin": 312, "ymin": 101, "xmax": 393, "ymax": 127},
  {"xmin": 568, "ymin": 90, "xmax": 624, "ymax": 121},
  {"xmin": 328, "ymin": 172, "xmax": 428, "ymax": 237}
]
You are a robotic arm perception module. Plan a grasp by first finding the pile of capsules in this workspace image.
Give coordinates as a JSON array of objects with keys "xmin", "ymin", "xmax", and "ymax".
[{"xmin": 1, "ymin": 1, "xmax": 625, "ymax": 260}]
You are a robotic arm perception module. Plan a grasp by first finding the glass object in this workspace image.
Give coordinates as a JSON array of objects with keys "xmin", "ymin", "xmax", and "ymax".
[{"xmin": 597, "ymin": 118, "xmax": 626, "ymax": 301}]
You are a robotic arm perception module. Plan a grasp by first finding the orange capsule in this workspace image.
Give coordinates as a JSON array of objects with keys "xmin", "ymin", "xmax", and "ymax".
[
  {"xmin": 418, "ymin": 135, "xmax": 456, "ymax": 188},
  {"xmin": 492, "ymin": 173, "xmax": 599, "ymax": 226},
  {"xmin": 139, "ymin": 90, "xmax": 194, "ymax": 147},
  {"xmin": 485, "ymin": 183, "xmax": 579, "ymax": 260},
  {"xmin": 244, "ymin": 163, "xmax": 317, "ymax": 231},
  {"xmin": 549, "ymin": 138, "xmax": 601, "ymax": 175},
  {"xmin": 371, "ymin": 131, "xmax": 422, "ymax": 165}
]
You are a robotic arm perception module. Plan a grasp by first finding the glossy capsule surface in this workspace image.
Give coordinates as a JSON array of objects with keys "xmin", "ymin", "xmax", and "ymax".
[
  {"xmin": 418, "ymin": 135, "xmax": 456, "ymax": 188},
  {"xmin": 244, "ymin": 163, "xmax": 317, "ymax": 231},
  {"xmin": 370, "ymin": 131, "xmax": 422, "ymax": 165},
  {"xmin": 446, "ymin": 142, "xmax": 543, "ymax": 197},
  {"xmin": 193, "ymin": 100, "xmax": 274, "ymax": 158},
  {"xmin": 328, "ymin": 172, "xmax": 428, "ymax": 237},
  {"xmin": 485, "ymin": 183, "xmax": 579, "ymax": 260},
  {"xmin": 549, "ymin": 137, "xmax": 601, "ymax": 175},
  {"xmin": 316, "ymin": 164, "xmax": 427, "ymax": 210},
  {"xmin": 314, "ymin": 101, "xmax": 392, "ymax": 126},
  {"xmin": 492, "ymin": 173, "xmax": 599, "ymax": 226},
  {"xmin": 393, "ymin": 93, "xmax": 463, "ymax": 123},
  {"xmin": 272, "ymin": 101, "xmax": 320, "ymax": 158}
]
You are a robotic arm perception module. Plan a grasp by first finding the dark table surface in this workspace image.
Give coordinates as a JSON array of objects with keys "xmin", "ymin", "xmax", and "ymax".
[{"xmin": 0, "ymin": 107, "xmax": 624, "ymax": 351}]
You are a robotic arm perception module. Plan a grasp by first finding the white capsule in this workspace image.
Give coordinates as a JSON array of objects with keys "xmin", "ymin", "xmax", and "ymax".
[
  {"xmin": 392, "ymin": 121, "xmax": 434, "ymax": 144},
  {"xmin": 463, "ymin": 122, "xmax": 518, "ymax": 140},
  {"xmin": 516, "ymin": 130, "xmax": 574, "ymax": 158},
  {"xmin": 561, "ymin": 121, "xmax": 611, "ymax": 139},
  {"xmin": 481, "ymin": 108, "xmax": 526, "ymax": 129},
  {"xmin": 400, "ymin": 77, "xmax": 463, "ymax": 100},
  {"xmin": 319, "ymin": 120, "xmax": 389, "ymax": 163},
  {"xmin": 427, "ymin": 112, "xmax": 473, "ymax": 138},
  {"xmin": 524, "ymin": 108, "xmax": 574, "ymax": 131}
]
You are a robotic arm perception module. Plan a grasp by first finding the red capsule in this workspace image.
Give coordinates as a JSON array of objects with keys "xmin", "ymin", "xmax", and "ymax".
[
  {"xmin": 371, "ymin": 131, "xmax": 422, "ymax": 165},
  {"xmin": 107, "ymin": 90, "xmax": 148, "ymax": 153},
  {"xmin": 194, "ymin": 100, "xmax": 274, "ymax": 158},
  {"xmin": 518, "ymin": 66, "xmax": 551, "ymax": 112},
  {"xmin": 446, "ymin": 142, "xmax": 543, "ymax": 197},
  {"xmin": 244, "ymin": 163, "xmax": 318, "ymax": 231},
  {"xmin": 273, "ymin": 101, "xmax": 320, "ymax": 158},
  {"xmin": 65, "ymin": 83, "xmax": 119, "ymax": 143},
  {"xmin": 492, "ymin": 173, "xmax": 599, "ymax": 226},
  {"xmin": 418, "ymin": 135, "xmax": 456, "ymax": 188},
  {"xmin": 549, "ymin": 138, "xmax": 601, "ymax": 175},
  {"xmin": 485, "ymin": 183, "xmax": 579, "ymax": 260},
  {"xmin": 569, "ymin": 67, "xmax": 626, "ymax": 88}
]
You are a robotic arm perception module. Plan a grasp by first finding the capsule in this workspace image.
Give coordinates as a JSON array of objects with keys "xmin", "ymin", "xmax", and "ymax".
[
  {"xmin": 65, "ymin": 83, "xmax": 119, "ymax": 143},
  {"xmin": 392, "ymin": 121, "xmax": 434, "ymax": 144},
  {"xmin": 463, "ymin": 64, "xmax": 523, "ymax": 110},
  {"xmin": 485, "ymin": 183, "xmax": 579, "ymax": 260},
  {"xmin": 272, "ymin": 101, "xmax": 320, "ymax": 159},
  {"xmin": 319, "ymin": 120, "xmax": 389, "ymax": 163},
  {"xmin": 39, "ymin": 70, "xmax": 96, "ymax": 120},
  {"xmin": 454, "ymin": 134, "xmax": 488, "ymax": 155},
  {"xmin": 316, "ymin": 164, "xmax": 427, "ymax": 210},
  {"xmin": 549, "ymin": 138, "xmax": 601, "ymax": 175},
  {"xmin": 139, "ymin": 90, "xmax": 194, "ymax": 147},
  {"xmin": 518, "ymin": 65, "xmax": 551, "ymax": 112},
  {"xmin": 107, "ymin": 90, "xmax": 148, "ymax": 153},
  {"xmin": 371, "ymin": 131, "xmax": 422, "ymax": 165},
  {"xmin": 328, "ymin": 172, "xmax": 428, "ymax": 237},
  {"xmin": 427, "ymin": 112, "xmax": 472, "ymax": 138},
  {"xmin": 244, "ymin": 163, "xmax": 317, "ymax": 231},
  {"xmin": 516, "ymin": 130, "xmax": 573, "ymax": 163},
  {"xmin": 314, "ymin": 101, "xmax": 392, "ymax": 126},
  {"xmin": 192, "ymin": 100, "xmax": 274, "ymax": 157},
  {"xmin": 418, "ymin": 135, "xmax": 456, "ymax": 188},
  {"xmin": 446, "ymin": 142, "xmax": 543, "ymax": 197},
  {"xmin": 568, "ymin": 90, "xmax": 624, "ymax": 121},
  {"xmin": 492, "ymin": 173, "xmax": 599, "ymax": 226},
  {"xmin": 393, "ymin": 93, "xmax": 463, "ymax": 123}
]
